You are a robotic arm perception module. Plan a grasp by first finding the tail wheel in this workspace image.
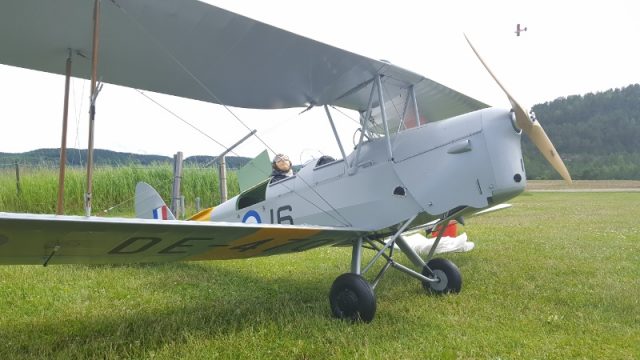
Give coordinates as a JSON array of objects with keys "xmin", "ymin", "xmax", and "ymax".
[
  {"xmin": 422, "ymin": 258, "xmax": 462, "ymax": 294},
  {"xmin": 329, "ymin": 273, "xmax": 376, "ymax": 323}
]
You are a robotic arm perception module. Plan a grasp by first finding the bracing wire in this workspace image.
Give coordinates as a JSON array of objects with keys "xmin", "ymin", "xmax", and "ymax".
[
  {"xmin": 131, "ymin": 89, "xmax": 354, "ymax": 226},
  {"xmin": 134, "ymin": 89, "xmax": 228, "ymax": 150},
  {"xmin": 94, "ymin": 2, "xmax": 356, "ymax": 225},
  {"xmin": 101, "ymin": 88, "xmax": 353, "ymax": 224},
  {"xmin": 113, "ymin": 3, "xmax": 276, "ymax": 155}
]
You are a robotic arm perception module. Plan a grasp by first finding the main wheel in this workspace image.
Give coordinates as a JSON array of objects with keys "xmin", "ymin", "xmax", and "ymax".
[
  {"xmin": 421, "ymin": 258, "xmax": 462, "ymax": 294},
  {"xmin": 329, "ymin": 273, "xmax": 376, "ymax": 322}
]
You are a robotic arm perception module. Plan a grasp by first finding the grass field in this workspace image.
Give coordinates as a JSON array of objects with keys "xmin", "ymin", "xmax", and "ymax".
[{"xmin": 0, "ymin": 191, "xmax": 638, "ymax": 359}]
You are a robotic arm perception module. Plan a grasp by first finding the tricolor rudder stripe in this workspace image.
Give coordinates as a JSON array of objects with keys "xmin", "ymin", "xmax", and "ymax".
[{"xmin": 152, "ymin": 205, "xmax": 169, "ymax": 220}]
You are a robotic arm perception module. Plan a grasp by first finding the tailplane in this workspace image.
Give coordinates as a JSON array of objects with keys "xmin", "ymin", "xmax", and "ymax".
[{"xmin": 135, "ymin": 182, "xmax": 176, "ymax": 220}]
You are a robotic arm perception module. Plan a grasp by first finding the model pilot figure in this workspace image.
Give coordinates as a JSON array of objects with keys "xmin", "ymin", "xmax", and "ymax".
[{"xmin": 271, "ymin": 153, "xmax": 293, "ymax": 182}]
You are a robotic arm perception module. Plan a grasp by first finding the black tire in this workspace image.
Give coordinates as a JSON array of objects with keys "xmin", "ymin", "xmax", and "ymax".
[
  {"xmin": 421, "ymin": 258, "xmax": 462, "ymax": 294},
  {"xmin": 329, "ymin": 273, "xmax": 376, "ymax": 323}
]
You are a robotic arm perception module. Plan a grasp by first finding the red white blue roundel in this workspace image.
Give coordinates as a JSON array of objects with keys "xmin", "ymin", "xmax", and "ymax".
[{"xmin": 242, "ymin": 210, "xmax": 262, "ymax": 223}]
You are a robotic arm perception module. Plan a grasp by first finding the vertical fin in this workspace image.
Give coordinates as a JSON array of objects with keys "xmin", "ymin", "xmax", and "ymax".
[{"xmin": 135, "ymin": 182, "xmax": 176, "ymax": 220}]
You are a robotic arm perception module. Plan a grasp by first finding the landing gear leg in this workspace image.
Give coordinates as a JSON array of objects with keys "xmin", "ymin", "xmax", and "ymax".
[
  {"xmin": 397, "ymin": 219, "xmax": 463, "ymax": 294},
  {"xmin": 329, "ymin": 217, "xmax": 422, "ymax": 323}
]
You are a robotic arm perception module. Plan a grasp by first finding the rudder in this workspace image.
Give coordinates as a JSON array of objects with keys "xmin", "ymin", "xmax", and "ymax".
[{"xmin": 135, "ymin": 182, "xmax": 176, "ymax": 220}]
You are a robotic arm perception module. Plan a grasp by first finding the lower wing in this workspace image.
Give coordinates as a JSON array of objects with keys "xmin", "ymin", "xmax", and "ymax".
[{"xmin": 0, "ymin": 213, "xmax": 364, "ymax": 265}]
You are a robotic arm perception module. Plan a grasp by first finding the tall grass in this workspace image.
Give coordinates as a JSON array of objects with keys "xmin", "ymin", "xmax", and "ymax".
[{"xmin": 0, "ymin": 164, "xmax": 239, "ymax": 216}]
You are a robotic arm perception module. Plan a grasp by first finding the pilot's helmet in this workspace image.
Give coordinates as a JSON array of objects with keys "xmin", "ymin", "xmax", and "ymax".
[{"xmin": 272, "ymin": 153, "xmax": 292, "ymax": 172}]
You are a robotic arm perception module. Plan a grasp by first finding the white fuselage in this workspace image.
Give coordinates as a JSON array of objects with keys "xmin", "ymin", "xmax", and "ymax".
[{"xmin": 210, "ymin": 108, "xmax": 526, "ymax": 231}]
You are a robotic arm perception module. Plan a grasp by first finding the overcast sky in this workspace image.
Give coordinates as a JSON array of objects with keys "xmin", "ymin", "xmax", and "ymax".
[{"xmin": 1, "ymin": 0, "xmax": 639, "ymax": 162}]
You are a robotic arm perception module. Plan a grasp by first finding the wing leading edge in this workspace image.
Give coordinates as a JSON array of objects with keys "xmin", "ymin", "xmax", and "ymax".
[
  {"xmin": 0, "ymin": 0, "xmax": 486, "ymax": 121},
  {"xmin": 0, "ymin": 213, "xmax": 365, "ymax": 265}
]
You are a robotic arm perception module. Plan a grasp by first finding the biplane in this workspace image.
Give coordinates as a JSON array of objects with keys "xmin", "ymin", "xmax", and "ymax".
[
  {"xmin": 515, "ymin": 24, "xmax": 528, "ymax": 36},
  {"xmin": 0, "ymin": 0, "xmax": 570, "ymax": 322}
]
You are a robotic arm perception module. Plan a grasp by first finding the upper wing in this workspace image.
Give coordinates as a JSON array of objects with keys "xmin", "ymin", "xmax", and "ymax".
[
  {"xmin": 0, "ymin": 0, "xmax": 486, "ymax": 121},
  {"xmin": 0, "ymin": 212, "xmax": 364, "ymax": 265}
]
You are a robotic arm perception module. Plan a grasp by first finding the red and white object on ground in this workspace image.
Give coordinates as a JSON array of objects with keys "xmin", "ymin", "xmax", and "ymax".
[{"xmin": 403, "ymin": 221, "xmax": 475, "ymax": 255}]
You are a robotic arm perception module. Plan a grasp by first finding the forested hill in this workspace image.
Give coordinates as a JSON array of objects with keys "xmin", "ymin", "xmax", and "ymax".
[
  {"xmin": 524, "ymin": 84, "xmax": 640, "ymax": 180},
  {"xmin": 0, "ymin": 148, "xmax": 251, "ymax": 169}
]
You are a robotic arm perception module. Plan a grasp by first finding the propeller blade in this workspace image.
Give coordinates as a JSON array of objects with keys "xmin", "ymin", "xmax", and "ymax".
[
  {"xmin": 526, "ymin": 121, "xmax": 572, "ymax": 183},
  {"xmin": 463, "ymin": 34, "xmax": 572, "ymax": 184}
]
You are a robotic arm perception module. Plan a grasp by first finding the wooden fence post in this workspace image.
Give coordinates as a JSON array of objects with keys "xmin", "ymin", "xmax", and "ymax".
[
  {"xmin": 14, "ymin": 161, "xmax": 21, "ymax": 195},
  {"xmin": 180, "ymin": 195, "xmax": 185, "ymax": 220},
  {"xmin": 171, "ymin": 152, "xmax": 183, "ymax": 219},
  {"xmin": 219, "ymin": 155, "xmax": 227, "ymax": 203}
]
